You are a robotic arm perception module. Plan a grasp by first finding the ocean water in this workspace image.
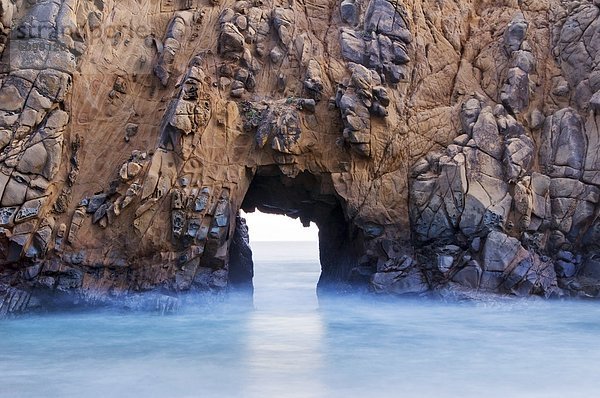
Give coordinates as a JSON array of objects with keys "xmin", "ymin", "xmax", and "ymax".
[{"xmin": 2, "ymin": 241, "xmax": 600, "ymax": 398}]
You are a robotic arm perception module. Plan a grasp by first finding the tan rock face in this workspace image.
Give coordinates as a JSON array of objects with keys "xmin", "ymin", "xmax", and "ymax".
[{"xmin": 1, "ymin": 0, "xmax": 600, "ymax": 314}]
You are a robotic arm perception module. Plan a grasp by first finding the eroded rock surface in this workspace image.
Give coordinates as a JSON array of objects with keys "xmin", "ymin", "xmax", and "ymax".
[{"xmin": 1, "ymin": 0, "xmax": 600, "ymax": 314}]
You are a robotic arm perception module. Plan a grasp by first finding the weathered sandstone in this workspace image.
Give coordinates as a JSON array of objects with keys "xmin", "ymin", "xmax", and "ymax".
[{"xmin": 1, "ymin": 0, "xmax": 600, "ymax": 314}]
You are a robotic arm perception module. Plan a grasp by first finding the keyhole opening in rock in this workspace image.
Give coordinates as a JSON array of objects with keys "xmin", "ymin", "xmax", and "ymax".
[{"xmin": 229, "ymin": 167, "xmax": 364, "ymax": 296}]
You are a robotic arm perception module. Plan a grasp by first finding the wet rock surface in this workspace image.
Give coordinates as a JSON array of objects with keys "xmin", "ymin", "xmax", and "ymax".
[{"xmin": 1, "ymin": 0, "xmax": 600, "ymax": 314}]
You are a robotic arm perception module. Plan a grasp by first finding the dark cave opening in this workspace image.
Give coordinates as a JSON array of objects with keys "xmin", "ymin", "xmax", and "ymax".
[{"xmin": 230, "ymin": 166, "xmax": 363, "ymax": 294}]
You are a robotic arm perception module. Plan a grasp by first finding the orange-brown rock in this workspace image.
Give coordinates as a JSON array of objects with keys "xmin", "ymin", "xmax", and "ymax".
[{"xmin": 1, "ymin": 0, "xmax": 600, "ymax": 314}]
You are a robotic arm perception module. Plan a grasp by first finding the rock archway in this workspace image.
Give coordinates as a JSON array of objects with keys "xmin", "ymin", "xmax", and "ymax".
[
  {"xmin": 232, "ymin": 167, "xmax": 363, "ymax": 294},
  {"xmin": 0, "ymin": 0, "xmax": 417, "ymax": 313}
]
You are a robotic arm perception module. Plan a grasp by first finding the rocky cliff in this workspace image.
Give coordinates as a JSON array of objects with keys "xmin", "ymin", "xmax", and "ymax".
[{"xmin": 1, "ymin": 0, "xmax": 600, "ymax": 315}]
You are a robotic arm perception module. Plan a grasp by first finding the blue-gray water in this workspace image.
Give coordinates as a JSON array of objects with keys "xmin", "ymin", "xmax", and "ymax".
[{"xmin": 2, "ymin": 241, "xmax": 600, "ymax": 398}]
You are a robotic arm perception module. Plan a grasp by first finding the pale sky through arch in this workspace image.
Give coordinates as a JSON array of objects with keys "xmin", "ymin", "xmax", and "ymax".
[{"xmin": 241, "ymin": 210, "xmax": 319, "ymax": 242}]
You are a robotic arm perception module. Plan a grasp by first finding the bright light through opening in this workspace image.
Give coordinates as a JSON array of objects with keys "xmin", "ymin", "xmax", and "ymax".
[
  {"xmin": 241, "ymin": 209, "xmax": 321, "ymax": 310},
  {"xmin": 241, "ymin": 210, "xmax": 319, "ymax": 242}
]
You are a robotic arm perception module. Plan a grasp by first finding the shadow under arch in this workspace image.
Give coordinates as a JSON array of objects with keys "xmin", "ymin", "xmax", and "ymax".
[{"xmin": 229, "ymin": 166, "xmax": 366, "ymax": 296}]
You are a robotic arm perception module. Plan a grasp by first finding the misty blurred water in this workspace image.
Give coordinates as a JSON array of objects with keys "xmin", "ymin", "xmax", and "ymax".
[{"xmin": 1, "ymin": 241, "xmax": 600, "ymax": 398}]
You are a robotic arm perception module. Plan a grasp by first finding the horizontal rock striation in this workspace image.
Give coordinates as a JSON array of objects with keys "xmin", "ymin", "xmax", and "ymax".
[{"xmin": 0, "ymin": 0, "xmax": 600, "ymax": 314}]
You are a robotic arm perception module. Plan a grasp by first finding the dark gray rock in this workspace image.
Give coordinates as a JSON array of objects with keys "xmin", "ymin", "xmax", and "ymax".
[
  {"xmin": 482, "ymin": 231, "xmax": 521, "ymax": 272},
  {"xmin": 555, "ymin": 5, "xmax": 599, "ymax": 98},
  {"xmin": 437, "ymin": 255, "xmax": 454, "ymax": 273},
  {"xmin": 503, "ymin": 257, "xmax": 532, "ymax": 290},
  {"xmin": 24, "ymin": 263, "xmax": 42, "ymax": 280},
  {"xmin": 471, "ymin": 237, "xmax": 481, "ymax": 252},
  {"xmin": 340, "ymin": 29, "xmax": 365, "ymax": 65},
  {"xmin": 581, "ymin": 256, "xmax": 600, "ymax": 279},
  {"xmin": 591, "ymin": 90, "xmax": 600, "ymax": 111},
  {"xmin": 383, "ymin": 63, "xmax": 407, "ymax": 83},
  {"xmin": 555, "ymin": 260, "xmax": 576, "ymax": 278},
  {"xmin": 364, "ymin": 0, "xmax": 411, "ymax": 43},
  {"xmin": 0, "ymin": 286, "xmax": 33, "ymax": 316},
  {"xmin": 511, "ymin": 50, "xmax": 535, "ymax": 74},
  {"xmin": 504, "ymin": 135, "xmax": 534, "ymax": 182},
  {"xmin": 92, "ymin": 203, "xmax": 108, "ymax": 224},
  {"xmin": 218, "ymin": 23, "xmax": 245, "ymax": 56},
  {"xmin": 472, "ymin": 107, "xmax": 503, "ymax": 159},
  {"xmin": 371, "ymin": 269, "xmax": 429, "ymax": 295},
  {"xmin": 272, "ymin": 7, "xmax": 294, "ymax": 46},
  {"xmin": 452, "ymin": 261, "xmax": 482, "ymax": 289},
  {"xmin": 86, "ymin": 193, "xmax": 107, "ymax": 214},
  {"xmin": 558, "ymin": 250, "xmax": 576, "ymax": 263},
  {"xmin": 56, "ymin": 268, "xmax": 84, "ymax": 291},
  {"xmin": 504, "ymin": 12, "xmax": 528, "ymax": 53},
  {"xmin": 228, "ymin": 215, "xmax": 254, "ymax": 291},
  {"xmin": 363, "ymin": 223, "xmax": 384, "ymax": 238},
  {"xmin": 480, "ymin": 271, "xmax": 504, "ymax": 291},
  {"xmin": 304, "ymin": 60, "xmax": 324, "ymax": 101},
  {"xmin": 340, "ymin": 0, "xmax": 358, "ymax": 25},
  {"xmin": 501, "ymin": 67, "xmax": 529, "ymax": 114},
  {"xmin": 269, "ymin": 46, "xmax": 285, "ymax": 64},
  {"xmin": 541, "ymin": 108, "xmax": 587, "ymax": 178},
  {"xmin": 391, "ymin": 41, "xmax": 410, "ymax": 65},
  {"xmin": 300, "ymin": 98, "xmax": 316, "ymax": 113},
  {"xmin": 461, "ymin": 99, "xmax": 481, "ymax": 134}
]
